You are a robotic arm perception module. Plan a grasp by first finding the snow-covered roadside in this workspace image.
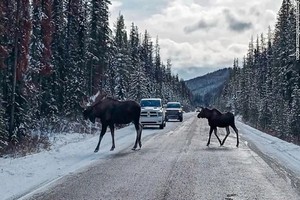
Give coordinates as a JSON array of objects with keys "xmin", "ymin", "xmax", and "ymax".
[
  {"xmin": 0, "ymin": 124, "xmax": 143, "ymax": 200},
  {"xmin": 236, "ymin": 120, "xmax": 300, "ymax": 178}
]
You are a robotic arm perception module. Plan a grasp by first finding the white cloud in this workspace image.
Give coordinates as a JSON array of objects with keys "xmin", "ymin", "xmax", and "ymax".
[
  {"xmin": 109, "ymin": 1, "xmax": 122, "ymax": 13},
  {"xmin": 109, "ymin": 0, "xmax": 283, "ymax": 80}
]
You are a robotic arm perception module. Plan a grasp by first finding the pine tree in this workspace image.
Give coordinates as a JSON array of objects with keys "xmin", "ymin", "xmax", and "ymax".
[
  {"xmin": 271, "ymin": 0, "xmax": 296, "ymax": 138},
  {"xmin": 6, "ymin": 0, "xmax": 32, "ymax": 143},
  {"xmin": 64, "ymin": 0, "xmax": 88, "ymax": 119},
  {"xmin": 113, "ymin": 14, "xmax": 130, "ymax": 100},
  {"xmin": 0, "ymin": 93, "xmax": 8, "ymax": 153},
  {"xmin": 88, "ymin": 0, "xmax": 111, "ymax": 95},
  {"xmin": 52, "ymin": 0, "xmax": 66, "ymax": 115},
  {"xmin": 39, "ymin": 0, "xmax": 56, "ymax": 126},
  {"xmin": 127, "ymin": 23, "xmax": 146, "ymax": 100},
  {"xmin": 264, "ymin": 26, "xmax": 274, "ymax": 131},
  {"xmin": 140, "ymin": 30, "xmax": 155, "ymax": 97}
]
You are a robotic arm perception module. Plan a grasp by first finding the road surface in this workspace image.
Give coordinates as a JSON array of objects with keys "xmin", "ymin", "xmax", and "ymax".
[{"xmin": 25, "ymin": 113, "xmax": 300, "ymax": 200}]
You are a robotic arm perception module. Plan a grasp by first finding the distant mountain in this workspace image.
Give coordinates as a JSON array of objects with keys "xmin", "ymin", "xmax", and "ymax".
[{"xmin": 185, "ymin": 68, "xmax": 230, "ymax": 106}]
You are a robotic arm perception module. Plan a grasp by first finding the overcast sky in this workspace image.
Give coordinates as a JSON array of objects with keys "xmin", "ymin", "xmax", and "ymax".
[{"xmin": 109, "ymin": 0, "xmax": 283, "ymax": 80}]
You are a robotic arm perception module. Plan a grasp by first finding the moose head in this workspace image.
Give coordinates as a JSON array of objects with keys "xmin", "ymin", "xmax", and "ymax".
[{"xmin": 80, "ymin": 91, "xmax": 108, "ymax": 123}]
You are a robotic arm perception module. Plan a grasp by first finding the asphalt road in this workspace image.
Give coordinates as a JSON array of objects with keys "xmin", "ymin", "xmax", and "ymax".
[{"xmin": 26, "ymin": 113, "xmax": 300, "ymax": 200}]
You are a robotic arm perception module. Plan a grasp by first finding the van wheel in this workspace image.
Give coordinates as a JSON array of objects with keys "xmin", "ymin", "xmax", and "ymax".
[{"xmin": 159, "ymin": 124, "xmax": 164, "ymax": 129}]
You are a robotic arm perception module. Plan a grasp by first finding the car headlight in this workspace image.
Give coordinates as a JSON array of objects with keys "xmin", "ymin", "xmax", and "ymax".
[{"xmin": 158, "ymin": 111, "xmax": 163, "ymax": 116}]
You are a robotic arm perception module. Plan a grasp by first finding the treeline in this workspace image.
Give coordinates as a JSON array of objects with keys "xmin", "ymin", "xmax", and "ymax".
[
  {"xmin": 0, "ymin": 0, "xmax": 192, "ymax": 154},
  {"xmin": 217, "ymin": 0, "xmax": 300, "ymax": 143}
]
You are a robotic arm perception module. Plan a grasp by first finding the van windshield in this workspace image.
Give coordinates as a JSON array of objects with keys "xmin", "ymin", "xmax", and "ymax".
[
  {"xmin": 140, "ymin": 100, "xmax": 161, "ymax": 107},
  {"xmin": 167, "ymin": 103, "xmax": 181, "ymax": 108}
]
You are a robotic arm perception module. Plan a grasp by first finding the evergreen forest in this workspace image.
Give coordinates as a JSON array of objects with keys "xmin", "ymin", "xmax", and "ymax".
[
  {"xmin": 217, "ymin": 0, "xmax": 300, "ymax": 144},
  {"xmin": 0, "ymin": 0, "xmax": 193, "ymax": 155}
]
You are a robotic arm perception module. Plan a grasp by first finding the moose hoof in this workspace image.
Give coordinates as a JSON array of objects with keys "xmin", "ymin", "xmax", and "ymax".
[
  {"xmin": 110, "ymin": 147, "xmax": 115, "ymax": 151},
  {"xmin": 94, "ymin": 149, "xmax": 99, "ymax": 153},
  {"xmin": 131, "ymin": 147, "xmax": 136, "ymax": 151}
]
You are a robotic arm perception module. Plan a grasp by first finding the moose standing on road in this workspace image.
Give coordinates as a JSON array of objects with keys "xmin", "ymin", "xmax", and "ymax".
[
  {"xmin": 81, "ymin": 92, "xmax": 143, "ymax": 152},
  {"xmin": 197, "ymin": 107, "xmax": 239, "ymax": 147}
]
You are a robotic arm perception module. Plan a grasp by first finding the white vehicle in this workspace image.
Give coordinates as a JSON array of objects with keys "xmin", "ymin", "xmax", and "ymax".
[{"xmin": 140, "ymin": 98, "xmax": 166, "ymax": 129}]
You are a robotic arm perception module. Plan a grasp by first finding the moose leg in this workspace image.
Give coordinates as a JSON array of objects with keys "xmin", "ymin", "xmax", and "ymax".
[
  {"xmin": 94, "ymin": 124, "xmax": 108, "ymax": 153},
  {"xmin": 138, "ymin": 123, "xmax": 143, "ymax": 148},
  {"xmin": 231, "ymin": 124, "xmax": 239, "ymax": 147},
  {"xmin": 132, "ymin": 123, "xmax": 142, "ymax": 150},
  {"xmin": 109, "ymin": 124, "xmax": 115, "ymax": 151},
  {"xmin": 207, "ymin": 127, "xmax": 214, "ymax": 146},
  {"xmin": 221, "ymin": 126, "xmax": 230, "ymax": 146},
  {"xmin": 214, "ymin": 128, "xmax": 222, "ymax": 146}
]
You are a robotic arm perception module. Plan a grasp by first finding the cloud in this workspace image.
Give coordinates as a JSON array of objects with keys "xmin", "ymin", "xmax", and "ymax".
[
  {"xmin": 184, "ymin": 19, "xmax": 218, "ymax": 34},
  {"xmin": 223, "ymin": 9, "xmax": 253, "ymax": 32},
  {"xmin": 110, "ymin": 0, "xmax": 169, "ymax": 21},
  {"xmin": 109, "ymin": 0, "xmax": 282, "ymax": 80}
]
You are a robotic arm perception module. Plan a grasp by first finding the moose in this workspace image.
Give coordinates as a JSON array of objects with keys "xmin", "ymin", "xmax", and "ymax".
[
  {"xmin": 197, "ymin": 107, "xmax": 239, "ymax": 147},
  {"xmin": 81, "ymin": 92, "xmax": 143, "ymax": 152}
]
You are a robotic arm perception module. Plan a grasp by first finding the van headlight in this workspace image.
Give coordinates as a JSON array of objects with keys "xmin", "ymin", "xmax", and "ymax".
[{"xmin": 158, "ymin": 111, "xmax": 163, "ymax": 116}]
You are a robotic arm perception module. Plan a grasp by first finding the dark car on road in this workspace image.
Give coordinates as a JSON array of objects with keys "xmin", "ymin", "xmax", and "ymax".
[{"xmin": 165, "ymin": 102, "xmax": 183, "ymax": 122}]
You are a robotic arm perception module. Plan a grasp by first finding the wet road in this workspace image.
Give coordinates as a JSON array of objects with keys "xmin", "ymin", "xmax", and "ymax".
[{"xmin": 26, "ymin": 113, "xmax": 300, "ymax": 200}]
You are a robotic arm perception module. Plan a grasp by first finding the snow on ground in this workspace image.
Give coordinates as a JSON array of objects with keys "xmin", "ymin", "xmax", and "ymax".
[
  {"xmin": 0, "ymin": 124, "xmax": 145, "ymax": 200},
  {"xmin": 236, "ymin": 119, "xmax": 300, "ymax": 177},
  {"xmin": 0, "ymin": 113, "xmax": 300, "ymax": 200}
]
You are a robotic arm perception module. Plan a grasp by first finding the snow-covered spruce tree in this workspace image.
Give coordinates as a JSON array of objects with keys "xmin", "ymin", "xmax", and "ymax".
[
  {"xmin": 263, "ymin": 27, "xmax": 274, "ymax": 131},
  {"xmin": 290, "ymin": 82, "xmax": 300, "ymax": 142},
  {"xmin": 219, "ymin": 59, "xmax": 240, "ymax": 113},
  {"xmin": 154, "ymin": 37, "xmax": 163, "ymax": 97},
  {"xmin": 0, "ymin": 0, "xmax": 9, "ymax": 117},
  {"xmin": 28, "ymin": 0, "xmax": 44, "ymax": 129},
  {"xmin": 163, "ymin": 59, "xmax": 175, "ymax": 102},
  {"xmin": 7, "ymin": 0, "xmax": 32, "ymax": 145},
  {"xmin": 257, "ymin": 33, "xmax": 270, "ymax": 130},
  {"xmin": 240, "ymin": 38, "xmax": 254, "ymax": 122},
  {"xmin": 0, "ymin": 93, "xmax": 8, "ymax": 153},
  {"xmin": 0, "ymin": 1, "xmax": 15, "ymax": 146},
  {"xmin": 112, "ymin": 14, "xmax": 130, "ymax": 100},
  {"xmin": 0, "ymin": 0, "xmax": 9, "ymax": 150},
  {"xmin": 87, "ymin": 0, "xmax": 111, "ymax": 95},
  {"xmin": 127, "ymin": 23, "xmax": 148, "ymax": 100},
  {"xmin": 271, "ymin": 0, "xmax": 296, "ymax": 138},
  {"xmin": 38, "ymin": 0, "xmax": 58, "ymax": 132},
  {"xmin": 63, "ymin": 0, "xmax": 89, "ymax": 120},
  {"xmin": 51, "ymin": 0, "xmax": 67, "ymax": 115},
  {"xmin": 140, "ymin": 30, "xmax": 156, "ymax": 97},
  {"xmin": 129, "ymin": 60, "xmax": 148, "ymax": 101}
]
